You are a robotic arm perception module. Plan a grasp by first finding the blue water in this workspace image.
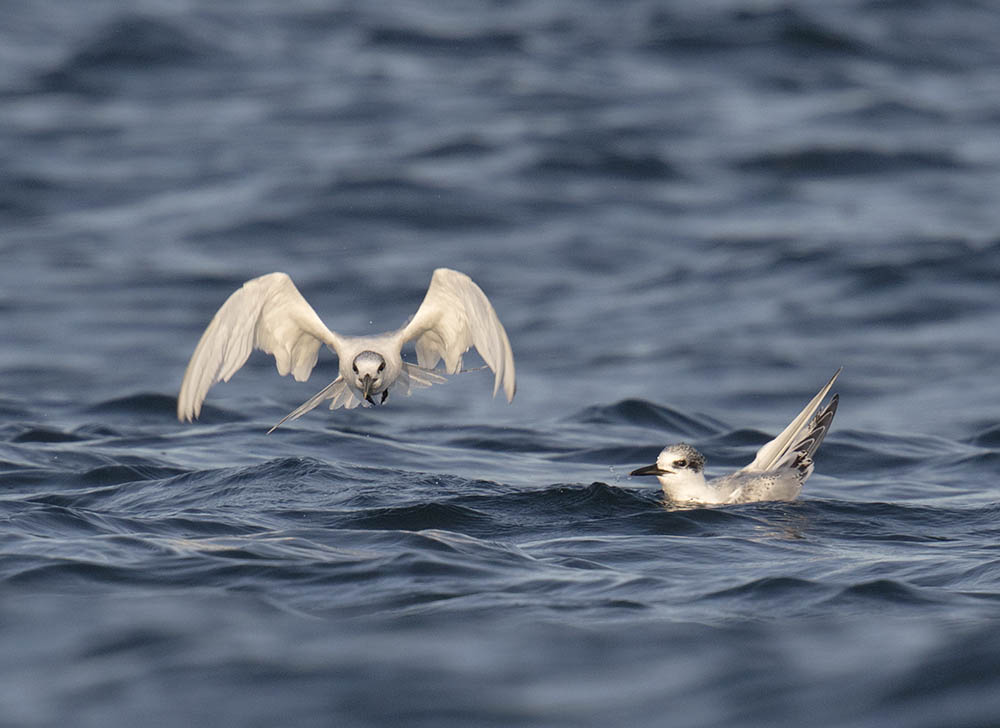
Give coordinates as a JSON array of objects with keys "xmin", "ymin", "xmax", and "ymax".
[{"xmin": 3, "ymin": 1, "xmax": 1000, "ymax": 726}]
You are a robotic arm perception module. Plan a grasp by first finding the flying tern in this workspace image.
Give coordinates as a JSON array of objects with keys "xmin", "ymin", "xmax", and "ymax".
[{"xmin": 177, "ymin": 268, "xmax": 515, "ymax": 430}]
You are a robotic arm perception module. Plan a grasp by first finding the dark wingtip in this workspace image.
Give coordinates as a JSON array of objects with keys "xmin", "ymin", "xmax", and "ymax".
[{"xmin": 793, "ymin": 393, "xmax": 840, "ymax": 464}]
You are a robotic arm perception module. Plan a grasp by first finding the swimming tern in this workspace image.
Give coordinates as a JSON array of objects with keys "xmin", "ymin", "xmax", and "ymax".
[
  {"xmin": 177, "ymin": 268, "xmax": 515, "ymax": 430},
  {"xmin": 630, "ymin": 369, "xmax": 840, "ymax": 504}
]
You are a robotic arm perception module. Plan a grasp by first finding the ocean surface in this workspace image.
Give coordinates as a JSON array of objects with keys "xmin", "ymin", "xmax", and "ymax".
[{"xmin": 3, "ymin": 1, "xmax": 1000, "ymax": 726}]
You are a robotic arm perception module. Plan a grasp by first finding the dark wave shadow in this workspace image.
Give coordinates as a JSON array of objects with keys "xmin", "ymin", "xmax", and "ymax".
[
  {"xmin": 39, "ymin": 14, "xmax": 229, "ymax": 95},
  {"xmin": 569, "ymin": 398, "xmax": 725, "ymax": 436},
  {"xmin": 87, "ymin": 393, "xmax": 248, "ymax": 424},
  {"xmin": 736, "ymin": 146, "xmax": 962, "ymax": 178}
]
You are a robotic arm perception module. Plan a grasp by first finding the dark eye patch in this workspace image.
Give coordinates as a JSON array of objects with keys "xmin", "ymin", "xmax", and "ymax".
[
  {"xmin": 378, "ymin": 362, "xmax": 385, "ymax": 373},
  {"xmin": 674, "ymin": 459, "xmax": 687, "ymax": 468}
]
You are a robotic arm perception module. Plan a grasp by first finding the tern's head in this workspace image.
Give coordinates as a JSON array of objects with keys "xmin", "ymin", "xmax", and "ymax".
[
  {"xmin": 351, "ymin": 350, "xmax": 386, "ymax": 399},
  {"xmin": 630, "ymin": 443, "xmax": 706, "ymax": 486}
]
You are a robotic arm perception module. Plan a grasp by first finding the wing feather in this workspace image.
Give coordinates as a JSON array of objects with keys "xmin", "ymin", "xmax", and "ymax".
[
  {"xmin": 397, "ymin": 268, "xmax": 516, "ymax": 402},
  {"xmin": 178, "ymin": 273, "xmax": 341, "ymax": 421},
  {"xmin": 742, "ymin": 368, "xmax": 841, "ymax": 473},
  {"xmin": 396, "ymin": 362, "xmax": 449, "ymax": 396}
]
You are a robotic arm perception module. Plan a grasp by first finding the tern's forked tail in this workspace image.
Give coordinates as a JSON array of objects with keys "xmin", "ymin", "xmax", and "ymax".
[{"xmin": 267, "ymin": 377, "xmax": 360, "ymax": 433}]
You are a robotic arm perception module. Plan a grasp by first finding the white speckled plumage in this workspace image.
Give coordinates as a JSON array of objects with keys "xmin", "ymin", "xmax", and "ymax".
[{"xmin": 631, "ymin": 369, "xmax": 840, "ymax": 505}]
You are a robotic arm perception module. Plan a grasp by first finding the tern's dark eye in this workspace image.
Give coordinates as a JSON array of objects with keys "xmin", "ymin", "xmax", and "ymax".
[
  {"xmin": 674, "ymin": 459, "xmax": 687, "ymax": 468},
  {"xmin": 377, "ymin": 361, "xmax": 385, "ymax": 373},
  {"xmin": 352, "ymin": 363, "xmax": 358, "ymax": 374}
]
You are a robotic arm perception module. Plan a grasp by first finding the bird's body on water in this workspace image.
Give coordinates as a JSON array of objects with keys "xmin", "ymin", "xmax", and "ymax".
[{"xmin": 631, "ymin": 369, "xmax": 841, "ymax": 505}]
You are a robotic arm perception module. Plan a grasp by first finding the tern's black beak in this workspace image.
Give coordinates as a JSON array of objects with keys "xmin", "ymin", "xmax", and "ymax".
[
  {"xmin": 630, "ymin": 463, "xmax": 667, "ymax": 477},
  {"xmin": 361, "ymin": 374, "xmax": 373, "ymax": 401}
]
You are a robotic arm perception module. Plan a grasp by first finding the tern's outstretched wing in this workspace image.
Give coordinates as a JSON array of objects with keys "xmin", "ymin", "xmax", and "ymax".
[
  {"xmin": 397, "ymin": 268, "xmax": 516, "ymax": 402},
  {"xmin": 178, "ymin": 273, "xmax": 342, "ymax": 422},
  {"xmin": 741, "ymin": 368, "xmax": 841, "ymax": 474}
]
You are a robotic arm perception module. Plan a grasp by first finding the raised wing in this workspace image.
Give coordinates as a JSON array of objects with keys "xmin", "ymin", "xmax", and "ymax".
[
  {"xmin": 741, "ymin": 368, "xmax": 841, "ymax": 474},
  {"xmin": 397, "ymin": 268, "xmax": 516, "ymax": 402},
  {"xmin": 787, "ymin": 394, "xmax": 839, "ymax": 478},
  {"xmin": 177, "ymin": 272, "xmax": 342, "ymax": 421}
]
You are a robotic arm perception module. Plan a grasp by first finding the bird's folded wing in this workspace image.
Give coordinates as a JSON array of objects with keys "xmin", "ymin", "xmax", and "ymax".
[
  {"xmin": 397, "ymin": 268, "xmax": 516, "ymax": 402},
  {"xmin": 178, "ymin": 272, "xmax": 341, "ymax": 421},
  {"xmin": 742, "ymin": 368, "xmax": 841, "ymax": 473}
]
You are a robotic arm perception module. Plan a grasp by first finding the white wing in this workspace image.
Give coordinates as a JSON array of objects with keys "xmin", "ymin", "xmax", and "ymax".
[
  {"xmin": 741, "ymin": 368, "xmax": 841, "ymax": 474},
  {"xmin": 396, "ymin": 362, "xmax": 449, "ymax": 396},
  {"xmin": 177, "ymin": 273, "xmax": 342, "ymax": 421},
  {"xmin": 397, "ymin": 268, "xmax": 516, "ymax": 402}
]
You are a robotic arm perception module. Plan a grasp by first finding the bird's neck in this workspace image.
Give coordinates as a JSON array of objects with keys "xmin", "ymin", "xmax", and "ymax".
[{"xmin": 658, "ymin": 471, "xmax": 727, "ymax": 505}]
